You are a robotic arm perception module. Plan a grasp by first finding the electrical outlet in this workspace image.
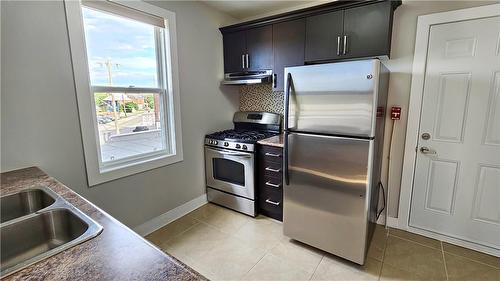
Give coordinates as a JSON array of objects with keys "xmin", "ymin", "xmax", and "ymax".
[{"xmin": 391, "ymin": 107, "xmax": 401, "ymax": 120}]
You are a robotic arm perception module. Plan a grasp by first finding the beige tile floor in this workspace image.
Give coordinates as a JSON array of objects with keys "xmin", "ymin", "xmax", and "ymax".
[{"xmin": 146, "ymin": 203, "xmax": 500, "ymax": 281}]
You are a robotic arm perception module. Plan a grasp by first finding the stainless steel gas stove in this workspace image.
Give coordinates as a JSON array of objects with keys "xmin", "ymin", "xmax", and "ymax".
[{"xmin": 204, "ymin": 111, "xmax": 280, "ymax": 216}]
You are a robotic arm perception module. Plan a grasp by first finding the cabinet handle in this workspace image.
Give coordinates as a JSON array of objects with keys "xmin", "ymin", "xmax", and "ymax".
[
  {"xmin": 265, "ymin": 181, "xmax": 281, "ymax": 188},
  {"xmin": 242, "ymin": 54, "xmax": 245, "ymax": 69},
  {"xmin": 265, "ymin": 152, "xmax": 281, "ymax": 157},
  {"xmin": 245, "ymin": 54, "xmax": 249, "ymax": 69},
  {"xmin": 272, "ymin": 73, "xmax": 277, "ymax": 88},
  {"xmin": 265, "ymin": 167, "xmax": 281, "ymax": 173},
  {"xmin": 337, "ymin": 36, "xmax": 341, "ymax": 56},
  {"xmin": 265, "ymin": 199, "xmax": 280, "ymax": 206},
  {"xmin": 343, "ymin": 35, "xmax": 348, "ymax": 55}
]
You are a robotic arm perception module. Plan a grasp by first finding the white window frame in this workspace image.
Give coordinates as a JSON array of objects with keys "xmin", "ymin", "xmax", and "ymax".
[{"xmin": 65, "ymin": 0, "xmax": 183, "ymax": 186}]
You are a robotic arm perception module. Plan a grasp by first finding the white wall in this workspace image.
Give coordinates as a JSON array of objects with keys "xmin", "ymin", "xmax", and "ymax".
[
  {"xmin": 0, "ymin": 0, "xmax": 239, "ymax": 227},
  {"xmin": 382, "ymin": 0, "xmax": 498, "ymax": 218}
]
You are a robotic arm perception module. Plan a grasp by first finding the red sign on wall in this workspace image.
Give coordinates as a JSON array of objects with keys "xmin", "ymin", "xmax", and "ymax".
[{"xmin": 391, "ymin": 107, "xmax": 401, "ymax": 120}]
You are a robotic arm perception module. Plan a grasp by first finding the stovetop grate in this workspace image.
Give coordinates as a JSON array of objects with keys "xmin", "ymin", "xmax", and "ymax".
[{"xmin": 205, "ymin": 129, "xmax": 278, "ymax": 143}]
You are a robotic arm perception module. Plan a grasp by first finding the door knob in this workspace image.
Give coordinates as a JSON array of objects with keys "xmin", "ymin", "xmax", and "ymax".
[
  {"xmin": 421, "ymin": 133, "xmax": 431, "ymax": 140},
  {"xmin": 420, "ymin": 147, "xmax": 436, "ymax": 154}
]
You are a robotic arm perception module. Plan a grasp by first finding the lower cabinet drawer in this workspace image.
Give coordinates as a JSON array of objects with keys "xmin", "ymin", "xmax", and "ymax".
[
  {"xmin": 259, "ymin": 146, "xmax": 283, "ymax": 163},
  {"xmin": 260, "ymin": 161, "xmax": 283, "ymax": 178},
  {"xmin": 260, "ymin": 176, "xmax": 282, "ymax": 190},
  {"xmin": 258, "ymin": 187, "xmax": 283, "ymax": 221},
  {"xmin": 257, "ymin": 144, "xmax": 284, "ymax": 221}
]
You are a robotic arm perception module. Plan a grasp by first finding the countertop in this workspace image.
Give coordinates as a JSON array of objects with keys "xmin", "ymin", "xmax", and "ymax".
[
  {"xmin": 257, "ymin": 134, "xmax": 284, "ymax": 148},
  {"xmin": 0, "ymin": 167, "xmax": 206, "ymax": 281}
]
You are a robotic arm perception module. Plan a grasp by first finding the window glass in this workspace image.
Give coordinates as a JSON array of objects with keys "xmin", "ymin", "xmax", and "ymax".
[
  {"xmin": 95, "ymin": 92, "xmax": 167, "ymax": 162},
  {"xmin": 82, "ymin": 7, "xmax": 158, "ymax": 88}
]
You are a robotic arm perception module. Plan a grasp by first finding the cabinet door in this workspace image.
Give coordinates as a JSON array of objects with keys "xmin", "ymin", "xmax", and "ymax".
[
  {"xmin": 342, "ymin": 1, "xmax": 393, "ymax": 59},
  {"xmin": 246, "ymin": 25, "xmax": 273, "ymax": 71},
  {"xmin": 305, "ymin": 10, "xmax": 343, "ymax": 62},
  {"xmin": 223, "ymin": 31, "xmax": 246, "ymax": 73},
  {"xmin": 273, "ymin": 19, "xmax": 305, "ymax": 91}
]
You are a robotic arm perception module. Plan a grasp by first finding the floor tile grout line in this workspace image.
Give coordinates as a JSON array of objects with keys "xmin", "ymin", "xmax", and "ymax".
[
  {"xmin": 194, "ymin": 212, "xmax": 252, "ymax": 236},
  {"xmin": 441, "ymin": 242, "xmax": 450, "ymax": 281},
  {"xmin": 188, "ymin": 209, "xmax": 284, "ymax": 280},
  {"xmin": 308, "ymin": 255, "xmax": 324, "ymax": 281},
  {"xmin": 387, "ymin": 233, "xmax": 442, "ymax": 251},
  {"xmin": 381, "ymin": 229, "xmax": 389, "ymax": 262},
  {"xmin": 441, "ymin": 250, "xmax": 500, "ymax": 270},
  {"xmin": 154, "ymin": 220, "xmax": 201, "ymax": 247},
  {"xmin": 377, "ymin": 231, "xmax": 389, "ymax": 281},
  {"xmin": 240, "ymin": 250, "xmax": 271, "ymax": 281},
  {"xmin": 388, "ymin": 232, "xmax": 500, "ymax": 270}
]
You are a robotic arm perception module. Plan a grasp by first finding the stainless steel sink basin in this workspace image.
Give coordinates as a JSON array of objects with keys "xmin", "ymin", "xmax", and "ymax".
[
  {"xmin": 1, "ymin": 187, "xmax": 56, "ymax": 223},
  {"xmin": 0, "ymin": 187, "xmax": 102, "ymax": 277}
]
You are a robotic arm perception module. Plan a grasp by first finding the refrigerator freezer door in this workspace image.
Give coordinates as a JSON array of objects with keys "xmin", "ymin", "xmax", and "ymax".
[
  {"xmin": 283, "ymin": 132, "xmax": 373, "ymax": 264},
  {"xmin": 285, "ymin": 60, "xmax": 380, "ymax": 137}
]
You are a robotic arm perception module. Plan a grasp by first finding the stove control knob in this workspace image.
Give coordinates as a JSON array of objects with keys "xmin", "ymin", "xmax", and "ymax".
[
  {"xmin": 213, "ymin": 141, "xmax": 218, "ymax": 145},
  {"xmin": 235, "ymin": 144, "xmax": 241, "ymax": 149},
  {"xmin": 224, "ymin": 142, "xmax": 229, "ymax": 147},
  {"xmin": 242, "ymin": 145, "xmax": 247, "ymax": 150}
]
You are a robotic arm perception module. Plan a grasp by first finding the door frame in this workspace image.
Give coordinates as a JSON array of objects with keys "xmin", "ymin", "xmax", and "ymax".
[{"xmin": 398, "ymin": 3, "xmax": 500, "ymax": 256}]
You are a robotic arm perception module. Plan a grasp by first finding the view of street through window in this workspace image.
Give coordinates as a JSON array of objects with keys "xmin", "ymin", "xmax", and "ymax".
[{"xmin": 95, "ymin": 93, "xmax": 165, "ymax": 162}]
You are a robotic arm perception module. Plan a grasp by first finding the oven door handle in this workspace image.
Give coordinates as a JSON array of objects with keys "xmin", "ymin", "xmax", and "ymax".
[{"xmin": 206, "ymin": 147, "xmax": 253, "ymax": 158}]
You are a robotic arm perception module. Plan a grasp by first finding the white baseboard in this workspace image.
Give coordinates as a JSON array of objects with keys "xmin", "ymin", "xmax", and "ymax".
[
  {"xmin": 379, "ymin": 216, "xmax": 499, "ymax": 257},
  {"xmin": 386, "ymin": 216, "xmax": 399, "ymax": 228},
  {"xmin": 407, "ymin": 226, "xmax": 500, "ymax": 257},
  {"xmin": 375, "ymin": 211, "xmax": 399, "ymax": 228},
  {"xmin": 133, "ymin": 194, "xmax": 208, "ymax": 236}
]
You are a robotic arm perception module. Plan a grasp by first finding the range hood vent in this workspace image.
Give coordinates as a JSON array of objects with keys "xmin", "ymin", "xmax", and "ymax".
[{"xmin": 222, "ymin": 70, "xmax": 272, "ymax": 85}]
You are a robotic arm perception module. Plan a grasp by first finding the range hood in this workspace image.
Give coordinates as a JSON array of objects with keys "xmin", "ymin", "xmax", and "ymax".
[{"xmin": 222, "ymin": 70, "xmax": 272, "ymax": 85}]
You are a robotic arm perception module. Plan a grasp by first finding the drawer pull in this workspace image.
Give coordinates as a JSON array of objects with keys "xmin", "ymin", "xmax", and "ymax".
[
  {"xmin": 265, "ymin": 152, "xmax": 281, "ymax": 157},
  {"xmin": 265, "ymin": 199, "xmax": 280, "ymax": 206},
  {"xmin": 265, "ymin": 167, "xmax": 281, "ymax": 173},
  {"xmin": 265, "ymin": 181, "xmax": 281, "ymax": 188}
]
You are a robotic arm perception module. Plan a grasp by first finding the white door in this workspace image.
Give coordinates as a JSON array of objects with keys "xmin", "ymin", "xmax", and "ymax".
[{"xmin": 410, "ymin": 16, "xmax": 500, "ymax": 249}]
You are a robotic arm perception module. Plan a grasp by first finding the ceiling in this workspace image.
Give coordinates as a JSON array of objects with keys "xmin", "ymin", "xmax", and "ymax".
[{"xmin": 201, "ymin": 0, "xmax": 331, "ymax": 21}]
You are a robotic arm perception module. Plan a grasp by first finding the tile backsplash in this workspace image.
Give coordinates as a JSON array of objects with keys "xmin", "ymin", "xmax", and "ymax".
[{"xmin": 239, "ymin": 84, "xmax": 284, "ymax": 115}]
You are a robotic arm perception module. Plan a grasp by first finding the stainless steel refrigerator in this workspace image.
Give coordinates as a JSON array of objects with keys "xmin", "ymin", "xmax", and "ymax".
[{"xmin": 283, "ymin": 59, "xmax": 389, "ymax": 265}]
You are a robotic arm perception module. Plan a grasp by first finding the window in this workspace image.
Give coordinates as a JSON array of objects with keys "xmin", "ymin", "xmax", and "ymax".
[{"xmin": 65, "ymin": 0, "xmax": 182, "ymax": 185}]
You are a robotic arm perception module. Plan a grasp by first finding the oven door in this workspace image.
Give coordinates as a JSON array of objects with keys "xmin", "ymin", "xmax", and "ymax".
[{"xmin": 205, "ymin": 146, "xmax": 255, "ymax": 199}]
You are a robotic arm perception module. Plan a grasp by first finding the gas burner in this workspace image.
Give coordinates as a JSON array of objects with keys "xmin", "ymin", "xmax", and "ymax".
[
  {"xmin": 206, "ymin": 130, "xmax": 277, "ymax": 143},
  {"xmin": 205, "ymin": 111, "xmax": 280, "ymax": 152}
]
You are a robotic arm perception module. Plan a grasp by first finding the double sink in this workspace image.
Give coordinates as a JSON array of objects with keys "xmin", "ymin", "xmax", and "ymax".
[{"xmin": 0, "ymin": 186, "xmax": 103, "ymax": 277}]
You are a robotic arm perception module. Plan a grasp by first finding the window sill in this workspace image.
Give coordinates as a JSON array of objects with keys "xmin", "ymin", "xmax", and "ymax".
[{"xmin": 88, "ymin": 152, "xmax": 183, "ymax": 186}]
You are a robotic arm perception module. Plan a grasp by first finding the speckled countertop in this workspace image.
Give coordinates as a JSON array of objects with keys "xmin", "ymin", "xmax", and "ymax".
[
  {"xmin": 0, "ymin": 167, "xmax": 206, "ymax": 281},
  {"xmin": 257, "ymin": 134, "xmax": 284, "ymax": 148}
]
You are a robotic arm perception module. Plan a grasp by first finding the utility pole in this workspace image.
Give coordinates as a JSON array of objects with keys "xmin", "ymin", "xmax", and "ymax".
[{"xmin": 99, "ymin": 59, "xmax": 120, "ymax": 134}]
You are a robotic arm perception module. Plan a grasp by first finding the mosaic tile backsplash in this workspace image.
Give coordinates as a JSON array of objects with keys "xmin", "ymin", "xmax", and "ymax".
[{"xmin": 239, "ymin": 84, "xmax": 284, "ymax": 115}]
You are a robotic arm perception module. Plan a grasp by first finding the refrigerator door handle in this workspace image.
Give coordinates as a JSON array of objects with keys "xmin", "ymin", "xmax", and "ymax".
[
  {"xmin": 284, "ymin": 72, "xmax": 292, "ymax": 131},
  {"xmin": 284, "ymin": 73, "xmax": 292, "ymax": 186},
  {"xmin": 284, "ymin": 131, "xmax": 289, "ymax": 185}
]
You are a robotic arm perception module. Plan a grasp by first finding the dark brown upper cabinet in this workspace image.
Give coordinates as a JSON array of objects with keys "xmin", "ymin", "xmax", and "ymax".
[
  {"xmin": 246, "ymin": 26, "xmax": 273, "ymax": 71},
  {"xmin": 223, "ymin": 26, "xmax": 272, "ymax": 73},
  {"xmin": 273, "ymin": 19, "xmax": 305, "ymax": 91},
  {"xmin": 223, "ymin": 31, "xmax": 247, "ymax": 73},
  {"xmin": 305, "ymin": 11, "xmax": 343, "ymax": 62},
  {"xmin": 342, "ymin": 1, "xmax": 393, "ymax": 59},
  {"xmin": 220, "ymin": 1, "xmax": 400, "ymax": 77},
  {"xmin": 305, "ymin": 1, "xmax": 395, "ymax": 62}
]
